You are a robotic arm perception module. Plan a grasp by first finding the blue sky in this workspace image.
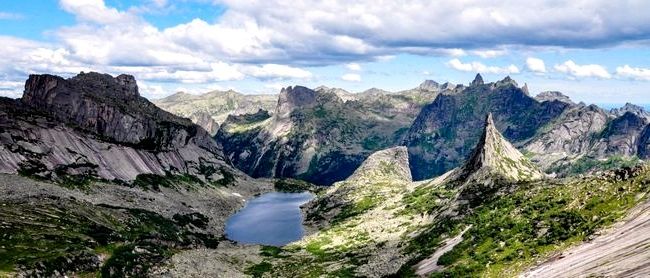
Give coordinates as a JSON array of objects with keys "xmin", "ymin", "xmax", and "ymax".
[{"xmin": 1, "ymin": 0, "xmax": 650, "ymax": 107}]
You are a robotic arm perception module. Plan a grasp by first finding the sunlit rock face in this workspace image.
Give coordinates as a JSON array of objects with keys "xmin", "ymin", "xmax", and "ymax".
[{"xmin": 0, "ymin": 72, "xmax": 235, "ymax": 182}]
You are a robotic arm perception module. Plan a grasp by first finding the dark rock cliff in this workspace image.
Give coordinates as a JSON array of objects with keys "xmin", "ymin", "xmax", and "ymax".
[{"xmin": 405, "ymin": 76, "xmax": 570, "ymax": 180}]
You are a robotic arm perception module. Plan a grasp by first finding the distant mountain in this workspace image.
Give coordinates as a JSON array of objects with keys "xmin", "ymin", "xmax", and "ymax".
[
  {"xmin": 216, "ymin": 82, "xmax": 441, "ymax": 185},
  {"xmin": 534, "ymin": 91, "xmax": 574, "ymax": 104},
  {"xmin": 610, "ymin": 102, "xmax": 650, "ymax": 121},
  {"xmin": 405, "ymin": 74, "xmax": 569, "ymax": 180},
  {"xmin": 153, "ymin": 90, "xmax": 277, "ymax": 135}
]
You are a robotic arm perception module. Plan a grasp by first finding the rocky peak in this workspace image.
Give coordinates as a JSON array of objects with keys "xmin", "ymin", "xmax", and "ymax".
[
  {"xmin": 534, "ymin": 91, "xmax": 574, "ymax": 104},
  {"xmin": 440, "ymin": 82, "xmax": 456, "ymax": 91},
  {"xmin": 458, "ymin": 113, "xmax": 544, "ymax": 182},
  {"xmin": 521, "ymin": 83, "xmax": 530, "ymax": 95},
  {"xmin": 276, "ymin": 85, "xmax": 320, "ymax": 117},
  {"xmin": 347, "ymin": 146, "xmax": 412, "ymax": 182},
  {"xmin": 470, "ymin": 73, "xmax": 484, "ymax": 86},
  {"xmin": 495, "ymin": 76, "xmax": 518, "ymax": 88},
  {"xmin": 418, "ymin": 80, "xmax": 440, "ymax": 91},
  {"xmin": 70, "ymin": 72, "xmax": 140, "ymax": 98},
  {"xmin": 611, "ymin": 103, "xmax": 650, "ymax": 120},
  {"xmin": 19, "ymin": 72, "xmax": 217, "ymax": 152},
  {"xmin": 315, "ymin": 86, "xmax": 355, "ymax": 102}
]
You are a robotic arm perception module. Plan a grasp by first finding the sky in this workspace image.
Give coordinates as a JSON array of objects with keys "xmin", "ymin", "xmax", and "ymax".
[{"xmin": 1, "ymin": 0, "xmax": 650, "ymax": 106}]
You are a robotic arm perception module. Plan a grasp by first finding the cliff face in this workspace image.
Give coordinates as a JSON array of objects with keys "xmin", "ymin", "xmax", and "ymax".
[
  {"xmin": 216, "ymin": 84, "xmax": 439, "ymax": 185},
  {"xmin": 524, "ymin": 104, "xmax": 609, "ymax": 167},
  {"xmin": 405, "ymin": 75, "xmax": 570, "ymax": 180},
  {"xmin": 0, "ymin": 72, "xmax": 235, "ymax": 182}
]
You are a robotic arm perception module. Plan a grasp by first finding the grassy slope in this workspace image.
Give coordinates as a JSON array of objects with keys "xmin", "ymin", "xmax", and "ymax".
[{"xmin": 241, "ymin": 165, "xmax": 649, "ymax": 277}]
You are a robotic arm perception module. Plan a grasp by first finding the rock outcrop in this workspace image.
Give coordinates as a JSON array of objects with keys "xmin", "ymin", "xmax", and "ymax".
[
  {"xmin": 0, "ymin": 72, "xmax": 236, "ymax": 182},
  {"xmin": 470, "ymin": 73, "xmax": 484, "ymax": 86},
  {"xmin": 405, "ymin": 75, "xmax": 569, "ymax": 180},
  {"xmin": 455, "ymin": 113, "xmax": 544, "ymax": 182},
  {"xmin": 610, "ymin": 103, "xmax": 650, "ymax": 121},
  {"xmin": 534, "ymin": 91, "xmax": 574, "ymax": 104},
  {"xmin": 591, "ymin": 112, "xmax": 648, "ymax": 157},
  {"xmin": 216, "ymin": 83, "xmax": 439, "ymax": 185},
  {"xmin": 524, "ymin": 104, "xmax": 609, "ymax": 167},
  {"xmin": 418, "ymin": 80, "xmax": 440, "ymax": 91}
]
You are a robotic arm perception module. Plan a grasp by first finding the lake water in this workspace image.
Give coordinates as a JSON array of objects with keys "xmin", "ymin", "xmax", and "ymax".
[{"xmin": 225, "ymin": 191, "xmax": 315, "ymax": 246}]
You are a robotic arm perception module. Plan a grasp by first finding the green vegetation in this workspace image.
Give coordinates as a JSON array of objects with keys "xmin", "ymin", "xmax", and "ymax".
[
  {"xmin": 399, "ymin": 166, "xmax": 650, "ymax": 277},
  {"xmin": 362, "ymin": 135, "xmax": 390, "ymax": 151},
  {"xmin": 0, "ymin": 200, "xmax": 220, "ymax": 276},
  {"xmin": 274, "ymin": 178, "xmax": 321, "ymax": 193},
  {"xmin": 401, "ymin": 184, "xmax": 455, "ymax": 215},
  {"xmin": 100, "ymin": 243, "xmax": 173, "ymax": 277},
  {"xmin": 245, "ymin": 261, "xmax": 273, "ymax": 277},
  {"xmin": 132, "ymin": 171, "xmax": 203, "ymax": 191},
  {"xmin": 333, "ymin": 195, "xmax": 381, "ymax": 223}
]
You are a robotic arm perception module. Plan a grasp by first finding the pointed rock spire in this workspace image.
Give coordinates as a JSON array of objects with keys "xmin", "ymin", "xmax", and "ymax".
[
  {"xmin": 459, "ymin": 113, "xmax": 544, "ymax": 182},
  {"xmin": 470, "ymin": 73, "xmax": 484, "ymax": 86},
  {"xmin": 522, "ymin": 83, "xmax": 530, "ymax": 95},
  {"xmin": 495, "ymin": 76, "xmax": 518, "ymax": 87}
]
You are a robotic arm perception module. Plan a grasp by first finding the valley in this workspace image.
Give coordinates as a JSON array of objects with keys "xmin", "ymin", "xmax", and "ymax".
[{"xmin": 0, "ymin": 72, "xmax": 649, "ymax": 277}]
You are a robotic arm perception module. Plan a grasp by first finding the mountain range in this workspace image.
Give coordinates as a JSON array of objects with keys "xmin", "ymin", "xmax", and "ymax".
[
  {"xmin": 1, "ymin": 72, "xmax": 649, "ymax": 277},
  {"xmin": 190, "ymin": 74, "xmax": 647, "ymax": 184}
]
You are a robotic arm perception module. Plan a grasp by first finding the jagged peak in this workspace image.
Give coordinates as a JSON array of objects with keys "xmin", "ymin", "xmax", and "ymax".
[
  {"xmin": 347, "ymin": 146, "xmax": 412, "ymax": 182},
  {"xmin": 440, "ymin": 82, "xmax": 456, "ymax": 91},
  {"xmin": 457, "ymin": 113, "xmax": 544, "ymax": 182},
  {"xmin": 495, "ymin": 76, "xmax": 518, "ymax": 87},
  {"xmin": 470, "ymin": 73, "xmax": 484, "ymax": 86},
  {"xmin": 418, "ymin": 80, "xmax": 440, "ymax": 91},
  {"xmin": 521, "ymin": 83, "xmax": 530, "ymax": 95}
]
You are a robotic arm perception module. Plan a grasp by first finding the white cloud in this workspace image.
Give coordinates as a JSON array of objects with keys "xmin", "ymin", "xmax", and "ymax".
[
  {"xmin": 554, "ymin": 60, "xmax": 611, "ymax": 79},
  {"xmin": 615, "ymin": 65, "xmax": 650, "ymax": 81},
  {"xmin": 138, "ymin": 82, "xmax": 167, "ymax": 98},
  {"xmin": 0, "ymin": 12, "xmax": 23, "ymax": 20},
  {"xmin": 0, "ymin": 81, "xmax": 24, "ymax": 98},
  {"xmin": 45, "ymin": 0, "xmax": 650, "ymax": 68},
  {"xmin": 3, "ymin": 0, "xmax": 650, "ymax": 99},
  {"xmin": 264, "ymin": 83, "xmax": 287, "ymax": 92},
  {"xmin": 138, "ymin": 62, "xmax": 245, "ymax": 83},
  {"xmin": 346, "ymin": 63, "xmax": 362, "ymax": 71},
  {"xmin": 242, "ymin": 64, "xmax": 313, "ymax": 79},
  {"xmin": 526, "ymin": 57, "xmax": 546, "ymax": 73},
  {"xmin": 471, "ymin": 49, "xmax": 507, "ymax": 58},
  {"xmin": 341, "ymin": 73, "xmax": 362, "ymax": 82},
  {"xmin": 59, "ymin": 0, "xmax": 136, "ymax": 24},
  {"xmin": 446, "ymin": 58, "xmax": 520, "ymax": 74}
]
